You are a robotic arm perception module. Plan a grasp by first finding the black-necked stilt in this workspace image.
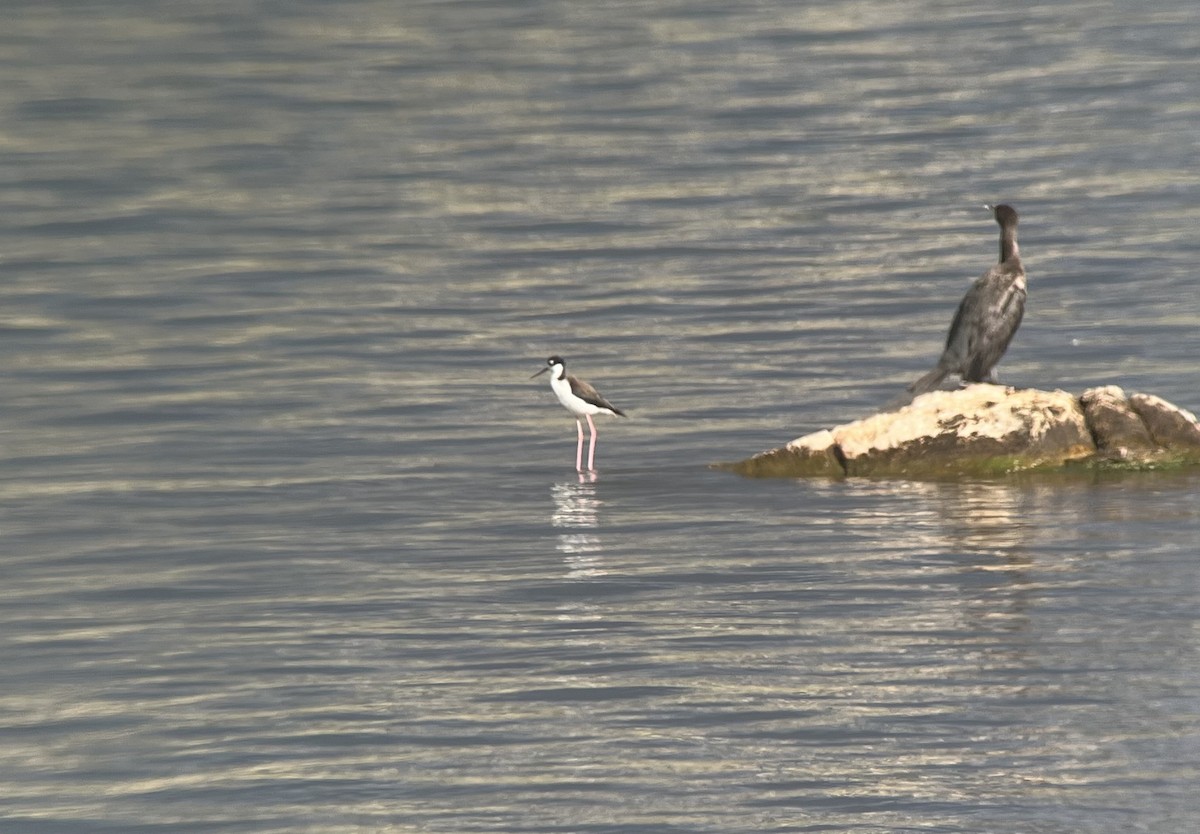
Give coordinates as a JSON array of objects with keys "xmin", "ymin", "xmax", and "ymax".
[
  {"xmin": 532, "ymin": 356, "xmax": 626, "ymax": 472},
  {"xmin": 909, "ymin": 204, "xmax": 1026, "ymax": 395}
]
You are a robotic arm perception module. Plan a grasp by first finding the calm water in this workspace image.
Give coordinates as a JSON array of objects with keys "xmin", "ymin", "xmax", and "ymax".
[{"xmin": 3, "ymin": 1, "xmax": 1200, "ymax": 832}]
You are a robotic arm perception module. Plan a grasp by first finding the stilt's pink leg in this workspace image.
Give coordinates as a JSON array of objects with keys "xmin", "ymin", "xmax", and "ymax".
[
  {"xmin": 586, "ymin": 414, "xmax": 598, "ymax": 471},
  {"xmin": 575, "ymin": 419, "xmax": 585, "ymax": 472}
]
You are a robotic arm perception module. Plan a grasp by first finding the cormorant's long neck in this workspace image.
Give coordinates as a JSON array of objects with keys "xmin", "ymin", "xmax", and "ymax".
[{"xmin": 999, "ymin": 226, "xmax": 1019, "ymax": 264}]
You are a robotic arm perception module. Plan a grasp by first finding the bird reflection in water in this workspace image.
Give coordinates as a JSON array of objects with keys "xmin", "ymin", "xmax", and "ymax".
[{"xmin": 551, "ymin": 475, "xmax": 606, "ymax": 578}]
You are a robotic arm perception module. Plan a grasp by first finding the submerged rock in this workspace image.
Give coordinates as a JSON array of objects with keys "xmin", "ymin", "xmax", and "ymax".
[{"xmin": 724, "ymin": 384, "xmax": 1200, "ymax": 478}]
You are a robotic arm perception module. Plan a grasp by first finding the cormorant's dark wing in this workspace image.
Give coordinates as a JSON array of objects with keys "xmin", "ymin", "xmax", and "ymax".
[
  {"xmin": 908, "ymin": 279, "xmax": 984, "ymax": 394},
  {"xmin": 937, "ymin": 262, "xmax": 1026, "ymax": 384},
  {"xmin": 963, "ymin": 274, "xmax": 1026, "ymax": 382},
  {"xmin": 940, "ymin": 278, "xmax": 990, "ymax": 367}
]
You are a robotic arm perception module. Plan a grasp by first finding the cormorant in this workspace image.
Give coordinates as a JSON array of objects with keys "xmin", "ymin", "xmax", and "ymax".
[{"xmin": 909, "ymin": 204, "xmax": 1026, "ymax": 395}]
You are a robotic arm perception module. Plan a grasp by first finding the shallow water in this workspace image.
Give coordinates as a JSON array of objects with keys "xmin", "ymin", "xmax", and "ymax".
[{"xmin": 2, "ymin": 1, "xmax": 1200, "ymax": 832}]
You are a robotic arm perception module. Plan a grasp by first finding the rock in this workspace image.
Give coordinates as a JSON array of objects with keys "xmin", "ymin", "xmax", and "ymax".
[
  {"xmin": 732, "ymin": 430, "xmax": 846, "ymax": 478},
  {"xmin": 1079, "ymin": 385, "xmax": 1157, "ymax": 459},
  {"xmin": 1128, "ymin": 393, "xmax": 1200, "ymax": 454},
  {"xmin": 723, "ymin": 384, "xmax": 1200, "ymax": 478}
]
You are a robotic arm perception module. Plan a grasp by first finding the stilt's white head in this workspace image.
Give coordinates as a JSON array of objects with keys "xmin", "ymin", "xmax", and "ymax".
[{"xmin": 531, "ymin": 355, "xmax": 566, "ymax": 381}]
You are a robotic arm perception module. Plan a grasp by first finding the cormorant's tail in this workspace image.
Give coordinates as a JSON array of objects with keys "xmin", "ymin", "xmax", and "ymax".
[{"xmin": 908, "ymin": 366, "xmax": 949, "ymax": 396}]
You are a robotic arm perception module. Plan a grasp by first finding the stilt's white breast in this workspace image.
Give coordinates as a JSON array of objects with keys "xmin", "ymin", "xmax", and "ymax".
[{"xmin": 551, "ymin": 373, "xmax": 604, "ymax": 416}]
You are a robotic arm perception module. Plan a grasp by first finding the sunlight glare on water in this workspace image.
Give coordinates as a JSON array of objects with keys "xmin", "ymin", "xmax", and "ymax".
[{"xmin": 1, "ymin": 1, "xmax": 1199, "ymax": 832}]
